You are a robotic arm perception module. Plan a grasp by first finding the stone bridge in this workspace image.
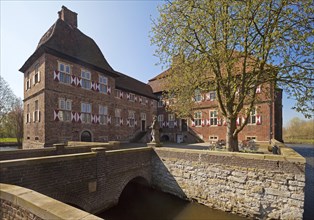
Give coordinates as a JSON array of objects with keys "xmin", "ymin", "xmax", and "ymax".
[
  {"xmin": 0, "ymin": 143, "xmax": 152, "ymax": 214},
  {"xmin": 0, "ymin": 142, "xmax": 306, "ymax": 219}
]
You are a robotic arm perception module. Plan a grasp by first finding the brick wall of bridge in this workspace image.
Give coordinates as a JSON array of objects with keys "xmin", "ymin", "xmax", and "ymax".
[{"xmin": 0, "ymin": 147, "xmax": 153, "ymax": 214}]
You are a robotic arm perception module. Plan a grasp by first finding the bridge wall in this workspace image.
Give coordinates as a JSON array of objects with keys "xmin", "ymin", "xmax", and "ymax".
[
  {"xmin": 152, "ymin": 147, "xmax": 305, "ymax": 220},
  {"xmin": 0, "ymin": 146, "xmax": 152, "ymax": 214},
  {"xmin": 0, "ymin": 183, "xmax": 101, "ymax": 220}
]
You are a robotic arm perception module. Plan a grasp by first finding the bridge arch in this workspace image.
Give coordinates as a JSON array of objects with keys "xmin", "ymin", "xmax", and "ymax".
[{"xmin": 115, "ymin": 171, "xmax": 151, "ymax": 204}]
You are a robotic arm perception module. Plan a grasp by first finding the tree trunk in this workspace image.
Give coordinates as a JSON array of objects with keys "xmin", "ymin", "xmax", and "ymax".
[{"xmin": 226, "ymin": 117, "xmax": 239, "ymax": 152}]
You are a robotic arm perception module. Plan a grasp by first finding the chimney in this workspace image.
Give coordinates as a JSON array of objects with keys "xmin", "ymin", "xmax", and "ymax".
[{"xmin": 58, "ymin": 6, "xmax": 78, "ymax": 28}]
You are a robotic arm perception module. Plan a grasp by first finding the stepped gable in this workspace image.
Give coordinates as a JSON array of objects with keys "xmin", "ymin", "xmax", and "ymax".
[
  {"xmin": 20, "ymin": 6, "xmax": 116, "ymax": 76},
  {"xmin": 115, "ymin": 71, "xmax": 157, "ymax": 100}
]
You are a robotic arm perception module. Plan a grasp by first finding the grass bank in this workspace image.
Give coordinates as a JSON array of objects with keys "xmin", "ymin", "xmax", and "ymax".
[
  {"xmin": 284, "ymin": 138, "xmax": 314, "ymax": 145},
  {"xmin": 0, "ymin": 138, "xmax": 18, "ymax": 143}
]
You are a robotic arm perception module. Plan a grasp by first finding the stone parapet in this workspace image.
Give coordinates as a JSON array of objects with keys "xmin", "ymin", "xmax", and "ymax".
[{"xmin": 0, "ymin": 183, "xmax": 102, "ymax": 220}]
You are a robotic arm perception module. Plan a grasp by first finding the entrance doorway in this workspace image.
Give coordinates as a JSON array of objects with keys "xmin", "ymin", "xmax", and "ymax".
[
  {"xmin": 81, "ymin": 131, "xmax": 92, "ymax": 142},
  {"xmin": 181, "ymin": 119, "xmax": 187, "ymax": 131},
  {"xmin": 141, "ymin": 120, "xmax": 146, "ymax": 132}
]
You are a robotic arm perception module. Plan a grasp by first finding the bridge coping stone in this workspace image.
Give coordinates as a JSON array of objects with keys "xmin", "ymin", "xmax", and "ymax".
[{"xmin": 0, "ymin": 183, "xmax": 102, "ymax": 220}]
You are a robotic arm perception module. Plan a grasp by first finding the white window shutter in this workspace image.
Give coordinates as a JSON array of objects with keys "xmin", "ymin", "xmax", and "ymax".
[
  {"xmin": 33, "ymin": 75, "xmax": 35, "ymax": 85},
  {"xmin": 33, "ymin": 112, "xmax": 36, "ymax": 122},
  {"xmin": 38, "ymin": 71, "xmax": 41, "ymax": 82}
]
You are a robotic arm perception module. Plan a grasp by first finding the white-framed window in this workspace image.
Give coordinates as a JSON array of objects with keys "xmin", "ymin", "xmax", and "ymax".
[
  {"xmin": 99, "ymin": 105, "xmax": 108, "ymax": 125},
  {"xmin": 58, "ymin": 98, "xmax": 72, "ymax": 122},
  {"xmin": 34, "ymin": 100, "xmax": 40, "ymax": 122},
  {"xmin": 129, "ymin": 93, "xmax": 135, "ymax": 102},
  {"xmin": 99, "ymin": 75, "xmax": 108, "ymax": 94},
  {"xmin": 194, "ymin": 111, "xmax": 202, "ymax": 126},
  {"xmin": 194, "ymin": 89, "xmax": 202, "ymax": 102},
  {"xmin": 168, "ymin": 113, "xmax": 175, "ymax": 128},
  {"xmin": 26, "ymin": 72, "xmax": 31, "ymax": 90},
  {"xmin": 206, "ymin": 91, "xmax": 216, "ymax": 101},
  {"xmin": 34, "ymin": 63, "xmax": 40, "ymax": 84},
  {"xmin": 248, "ymin": 108, "xmax": 256, "ymax": 124},
  {"xmin": 128, "ymin": 110, "xmax": 135, "ymax": 127},
  {"xmin": 81, "ymin": 70, "xmax": 91, "ymax": 89},
  {"xmin": 26, "ymin": 104, "xmax": 30, "ymax": 123},
  {"xmin": 142, "ymin": 97, "xmax": 147, "ymax": 105},
  {"xmin": 141, "ymin": 113, "xmax": 146, "ymax": 120},
  {"xmin": 58, "ymin": 62, "xmax": 71, "ymax": 84},
  {"xmin": 81, "ymin": 102, "xmax": 91, "ymax": 123},
  {"xmin": 115, "ymin": 89, "xmax": 121, "ymax": 98},
  {"xmin": 114, "ymin": 109, "xmax": 121, "ymax": 126},
  {"xmin": 210, "ymin": 110, "xmax": 218, "ymax": 126},
  {"xmin": 158, "ymin": 114, "xmax": 164, "ymax": 127},
  {"xmin": 157, "ymin": 95, "xmax": 164, "ymax": 107}
]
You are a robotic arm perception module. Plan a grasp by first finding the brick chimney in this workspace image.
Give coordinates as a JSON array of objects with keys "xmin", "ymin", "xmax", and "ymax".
[{"xmin": 58, "ymin": 6, "xmax": 78, "ymax": 28}]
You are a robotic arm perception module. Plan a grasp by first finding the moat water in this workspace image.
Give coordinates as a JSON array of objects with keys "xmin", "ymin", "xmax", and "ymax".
[{"xmin": 97, "ymin": 182, "xmax": 246, "ymax": 220}]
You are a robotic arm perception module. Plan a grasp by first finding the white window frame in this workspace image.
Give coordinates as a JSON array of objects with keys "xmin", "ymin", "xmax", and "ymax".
[
  {"xmin": 34, "ymin": 100, "xmax": 40, "ymax": 122},
  {"xmin": 210, "ymin": 110, "xmax": 218, "ymax": 126},
  {"xmin": 58, "ymin": 98, "xmax": 72, "ymax": 122},
  {"xmin": 141, "ymin": 113, "xmax": 146, "ymax": 120},
  {"xmin": 194, "ymin": 111, "xmax": 202, "ymax": 127},
  {"xmin": 34, "ymin": 63, "xmax": 40, "ymax": 84},
  {"xmin": 99, "ymin": 105, "xmax": 108, "ymax": 125},
  {"xmin": 81, "ymin": 69, "xmax": 91, "ymax": 90},
  {"xmin": 114, "ymin": 109, "xmax": 121, "ymax": 126},
  {"xmin": 158, "ymin": 114, "xmax": 164, "ymax": 127},
  {"xmin": 58, "ymin": 62, "xmax": 71, "ymax": 84},
  {"xmin": 26, "ymin": 72, "xmax": 31, "ymax": 90},
  {"xmin": 129, "ymin": 93, "xmax": 135, "ymax": 102},
  {"xmin": 248, "ymin": 108, "xmax": 257, "ymax": 125},
  {"xmin": 81, "ymin": 102, "xmax": 92, "ymax": 123},
  {"xmin": 115, "ymin": 89, "xmax": 121, "ymax": 98},
  {"xmin": 209, "ymin": 91, "xmax": 216, "ymax": 101},
  {"xmin": 99, "ymin": 75, "xmax": 108, "ymax": 94},
  {"xmin": 128, "ymin": 110, "xmax": 135, "ymax": 127},
  {"xmin": 26, "ymin": 104, "xmax": 30, "ymax": 123},
  {"xmin": 194, "ymin": 89, "xmax": 202, "ymax": 102}
]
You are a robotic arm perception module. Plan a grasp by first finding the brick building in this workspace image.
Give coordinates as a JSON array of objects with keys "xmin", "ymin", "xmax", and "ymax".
[
  {"xmin": 148, "ymin": 67, "xmax": 283, "ymax": 144},
  {"xmin": 20, "ymin": 6, "xmax": 282, "ymax": 148},
  {"xmin": 20, "ymin": 6, "xmax": 157, "ymax": 149}
]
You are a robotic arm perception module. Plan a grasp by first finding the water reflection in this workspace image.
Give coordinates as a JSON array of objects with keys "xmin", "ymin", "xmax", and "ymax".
[
  {"xmin": 288, "ymin": 144, "xmax": 314, "ymax": 220},
  {"xmin": 97, "ymin": 182, "xmax": 246, "ymax": 220}
]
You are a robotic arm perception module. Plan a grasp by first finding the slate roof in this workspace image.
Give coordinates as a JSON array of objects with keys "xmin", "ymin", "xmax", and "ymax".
[
  {"xmin": 19, "ymin": 8, "xmax": 156, "ymax": 99},
  {"xmin": 148, "ymin": 68, "xmax": 171, "ymax": 93},
  {"xmin": 115, "ymin": 71, "xmax": 157, "ymax": 99},
  {"xmin": 20, "ymin": 18, "xmax": 116, "ymax": 77}
]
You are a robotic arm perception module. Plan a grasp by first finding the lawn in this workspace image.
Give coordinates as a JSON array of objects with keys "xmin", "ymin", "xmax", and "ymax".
[
  {"xmin": 0, "ymin": 138, "xmax": 18, "ymax": 143},
  {"xmin": 284, "ymin": 138, "xmax": 314, "ymax": 145}
]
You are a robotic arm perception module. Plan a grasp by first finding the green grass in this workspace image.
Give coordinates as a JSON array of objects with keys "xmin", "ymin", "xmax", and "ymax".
[
  {"xmin": 0, "ymin": 138, "xmax": 18, "ymax": 143},
  {"xmin": 284, "ymin": 138, "xmax": 314, "ymax": 145}
]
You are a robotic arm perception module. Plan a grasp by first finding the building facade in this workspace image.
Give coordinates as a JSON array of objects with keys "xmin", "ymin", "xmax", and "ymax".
[
  {"xmin": 148, "ymin": 69, "xmax": 283, "ymax": 144},
  {"xmin": 20, "ymin": 6, "xmax": 157, "ymax": 149}
]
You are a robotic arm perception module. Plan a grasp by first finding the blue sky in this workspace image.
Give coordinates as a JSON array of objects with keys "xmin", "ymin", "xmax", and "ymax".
[{"xmin": 0, "ymin": 1, "xmax": 309, "ymax": 126}]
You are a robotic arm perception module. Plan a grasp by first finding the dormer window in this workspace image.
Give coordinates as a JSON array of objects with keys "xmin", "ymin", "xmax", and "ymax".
[
  {"xmin": 58, "ymin": 62, "xmax": 71, "ymax": 84},
  {"xmin": 81, "ymin": 70, "xmax": 91, "ymax": 89}
]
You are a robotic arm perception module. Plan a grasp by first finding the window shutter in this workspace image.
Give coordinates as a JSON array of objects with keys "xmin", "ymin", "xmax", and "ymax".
[
  {"xmin": 256, "ymin": 86, "xmax": 261, "ymax": 94},
  {"xmin": 256, "ymin": 115, "xmax": 262, "ymax": 125},
  {"xmin": 33, "ymin": 75, "xmax": 35, "ymax": 85},
  {"xmin": 38, "ymin": 111, "xmax": 41, "ymax": 122},
  {"xmin": 33, "ymin": 112, "xmax": 36, "ymax": 122},
  {"xmin": 38, "ymin": 71, "xmax": 40, "ymax": 82},
  {"xmin": 191, "ymin": 120, "xmax": 195, "ymax": 127}
]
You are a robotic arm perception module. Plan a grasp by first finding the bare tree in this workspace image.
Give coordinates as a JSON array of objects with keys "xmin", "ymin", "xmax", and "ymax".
[{"xmin": 0, "ymin": 76, "xmax": 16, "ymax": 124}]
